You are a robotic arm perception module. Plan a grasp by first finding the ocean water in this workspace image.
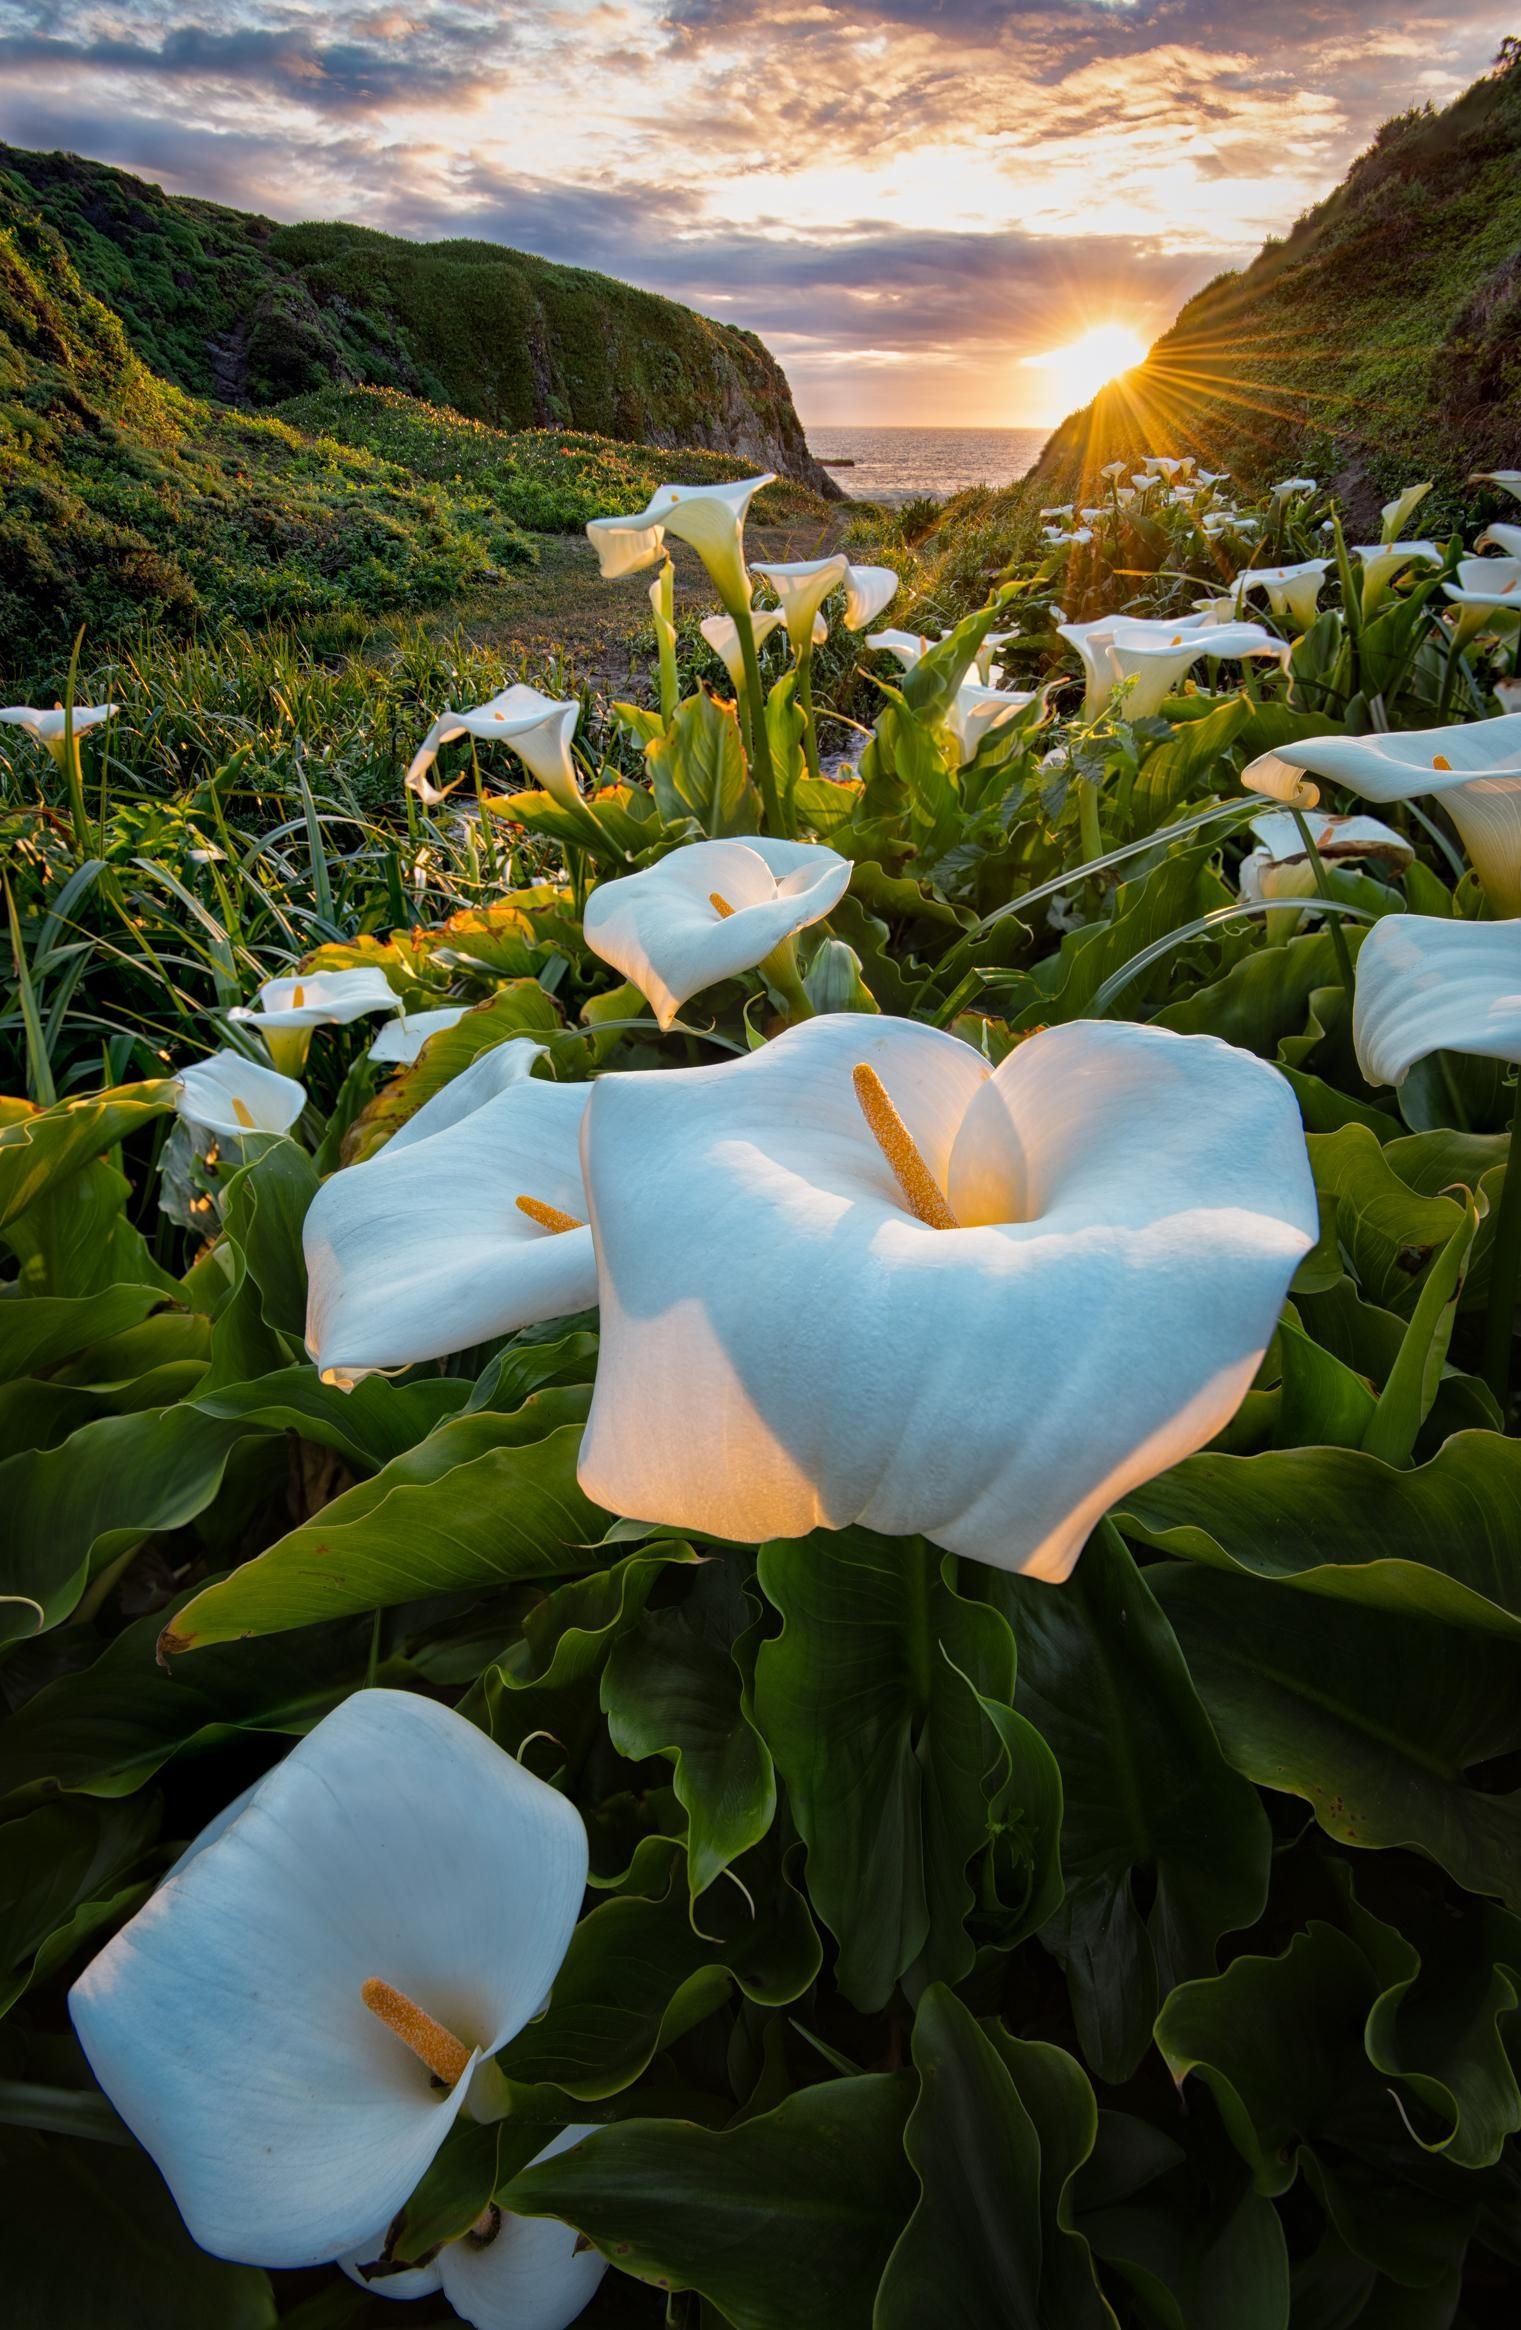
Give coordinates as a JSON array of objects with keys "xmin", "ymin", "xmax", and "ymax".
[{"xmin": 805, "ymin": 424, "xmax": 1048, "ymax": 506}]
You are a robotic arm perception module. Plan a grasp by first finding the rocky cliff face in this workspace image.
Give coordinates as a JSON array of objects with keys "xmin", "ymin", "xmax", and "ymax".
[{"xmin": 0, "ymin": 145, "xmax": 833, "ymax": 496}]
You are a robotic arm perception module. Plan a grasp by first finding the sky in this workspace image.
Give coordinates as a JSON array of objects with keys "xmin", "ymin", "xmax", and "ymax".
[{"xmin": 0, "ymin": 1, "xmax": 1512, "ymax": 425}]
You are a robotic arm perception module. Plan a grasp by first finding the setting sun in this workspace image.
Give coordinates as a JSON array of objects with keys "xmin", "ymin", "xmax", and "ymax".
[{"xmin": 1020, "ymin": 321, "xmax": 1148, "ymax": 418}]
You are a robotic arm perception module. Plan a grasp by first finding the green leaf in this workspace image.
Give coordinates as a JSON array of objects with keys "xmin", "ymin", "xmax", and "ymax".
[
  {"xmin": 191, "ymin": 1365, "xmax": 467, "ymax": 1471},
  {"xmin": 0, "ymin": 1796, "xmax": 158, "ymax": 2015},
  {"xmin": 499, "ymin": 2075, "xmax": 915, "ymax": 2330},
  {"xmin": 468, "ymin": 1547, "xmax": 693, "ymax": 1765},
  {"xmin": 754, "ymin": 1529, "xmax": 1062, "ymax": 2012},
  {"xmin": 1350, "ymin": 1887, "xmax": 1521, "ymax": 2173},
  {"xmin": 1359, "ymin": 1192, "xmax": 1480, "ymax": 1465},
  {"xmin": 1116, "ymin": 1430, "xmax": 1521, "ymax": 1638},
  {"xmin": 342, "ymin": 983, "xmax": 562, "ymax": 1164},
  {"xmin": 202, "ymin": 1135, "xmax": 320, "ymax": 1388},
  {"xmin": 1153, "ymin": 1565, "xmax": 1521, "ymax": 1907},
  {"xmin": 0, "ymin": 1081, "xmax": 178, "ymax": 1233},
  {"xmin": 648, "ymin": 690, "xmax": 757, "ymax": 836},
  {"xmin": 0, "ymin": 1404, "xmax": 258, "ymax": 1642},
  {"xmin": 163, "ymin": 1400, "xmax": 605, "ymax": 1649},
  {"xmin": 0, "ymin": 2131, "xmax": 276, "ymax": 2328},
  {"xmin": 1158, "ymin": 928, "xmax": 1367, "ymax": 1063},
  {"xmin": 0, "ymin": 1284, "xmax": 171, "ymax": 1381},
  {"xmin": 497, "ymin": 1834, "xmax": 819, "ymax": 2099},
  {"xmin": 1075, "ymin": 2110, "xmax": 1289, "ymax": 2330},
  {"xmin": 0, "ymin": 1596, "xmax": 382, "ymax": 1800},
  {"xmin": 995, "ymin": 1523, "xmax": 1270, "ymax": 2083},
  {"xmin": 1308, "ymin": 1125, "xmax": 1467, "ymax": 1317},
  {"xmin": 602, "ymin": 1562, "xmax": 776, "ymax": 1899}
]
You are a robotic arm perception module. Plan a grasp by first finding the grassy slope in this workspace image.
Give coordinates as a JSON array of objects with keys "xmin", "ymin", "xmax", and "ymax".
[
  {"xmin": 945, "ymin": 50, "xmax": 1521, "ymax": 575},
  {"xmin": 0, "ymin": 145, "xmax": 830, "ymax": 490}
]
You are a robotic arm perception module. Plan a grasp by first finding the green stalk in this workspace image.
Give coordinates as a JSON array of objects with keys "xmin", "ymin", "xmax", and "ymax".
[
  {"xmin": 728, "ymin": 592, "xmax": 784, "ymax": 836},
  {"xmin": 1290, "ymin": 807, "xmax": 1356, "ymax": 1001},
  {"xmin": 1076, "ymin": 777, "xmax": 1103, "ymax": 869},
  {"xmin": 654, "ymin": 556, "xmax": 679, "ymax": 727},
  {"xmin": 758, "ymin": 931, "xmax": 814, "ymax": 1023},
  {"xmin": 57, "ymin": 625, "xmax": 92, "ymax": 858},
  {"xmin": 1483, "ymin": 1072, "xmax": 1521, "ymax": 1410},
  {"xmin": 796, "ymin": 641, "xmax": 823, "ymax": 784},
  {"xmin": 4, "ymin": 875, "xmax": 56, "ymax": 1105}
]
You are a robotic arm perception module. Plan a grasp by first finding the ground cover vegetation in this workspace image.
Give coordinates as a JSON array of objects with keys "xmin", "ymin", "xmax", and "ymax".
[{"xmin": 3, "ymin": 435, "xmax": 1521, "ymax": 2329}]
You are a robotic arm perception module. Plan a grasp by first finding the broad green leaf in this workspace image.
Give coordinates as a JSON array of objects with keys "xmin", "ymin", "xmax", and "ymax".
[
  {"xmin": 496, "ymin": 1837, "xmax": 819, "ymax": 2099},
  {"xmin": 1359, "ymin": 1193, "xmax": 1479, "ymax": 1464},
  {"xmin": 1308, "ymin": 1125, "xmax": 1466, "ymax": 1317},
  {"xmin": 163, "ymin": 1400, "xmax": 605, "ymax": 1649},
  {"xmin": 0, "ymin": 1796, "xmax": 158, "ymax": 2015},
  {"xmin": 1154, "ymin": 1565, "xmax": 1521, "ymax": 1907},
  {"xmin": 202, "ymin": 1135, "xmax": 319, "ymax": 1388},
  {"xmin": 0, "ymin": 1597, "xmax": 382, "ymax": 1800},
  {"xmin": 0, "ymin": 1284, "xmax": 170, "ymax": 1381},
  {"xmin": 1133, "ymin": 697, "xmax": 1251, "ymax": 822},
  {"xmin": 468, "ymin": 1547, "xmax": 694, "ymax": 1767},
  {"xmin": 602, "ymin": 1561, "xmax": 776, "ymax": 1899},
  {"xmin": 192, "ymin": 1365, "xmax": 467, "ymax": 1471},
  {"xmin": 754, "ymin": 1529, "xmax": 1062, "ymax": 2012},
  {"xmin": 0, "ymin": 2131, "xmax": 275, "ymax": 2328},
  {"xmin": 995, "ymin": 1523, "xmax": 1270, "ymax": 2083},
  {"xmin": 500, "ymin": 2074, "xmax": 915, "ymax": 2330},
  {"xmin": 1350, "ymin": 1887, "xmax": 1521, "ymax": 2173},
  {"xmin": 1117, "ymin": 1430, "xmax": 1521, "ymax": 1638},
  {"xmin": 1034, "ymin": 847, "xmax": 1214, "ymax": 1025},
  {"xmin": 0, "ymin": 1081, "xmax": 178, "ymax": 1232},
  {"xmin": 0, "ymin": 1405, "xmax": 258, "ymax": 1642},
  {"xmin": 1158, "ymin": 927, "xmax": 1368, "ymax": 1064},
  {"xmin": 1075, "ymin": 2110, "xmax": 1289, "ymax": 2330},
  {"xmin": 648, "ymin": 689, "xmax": 757, "ymax": 835}
]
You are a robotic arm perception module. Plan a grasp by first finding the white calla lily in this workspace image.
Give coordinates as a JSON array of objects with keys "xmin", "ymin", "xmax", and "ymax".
[
  {"xmin": 1443, "ymin": 556, "xmax": 1521, "ymax": 648},
  {"xmin": 70, "ymin": 1690, "xmax": 588, "ymax": 2270},
  {"xmin": 1234, "ymin": 558, "xmax": 1332, "ymax": 630},
  {"xmin": 1352, "ymin": 913, "xmax": 1521, "ymax": 1087},
  {"xmin": 1272, "ymin": 715, "xmax": 1521, "ymax": 913},
  {"xmin": 341, "ymin": 2125, "xmax": 607, "ymax": 2330},
  {"xmin": 0, "ymin": 701, "xmax": 116, "ymax": 761},
  {"xmin": 176, "ymin": 1048, "xmax": 306, "ymax": 1142},
  {"xmin": 1105, "ymin": 620, "xmax": 1287, "ymax": 719},
  {"xmin": 1270, "ymin": 477, "xmax": 1317, "ymax": 501},
  {"xmin": 229, "ymin": 967, "xmax": 400, "ymax": 1033},
  {"xmin": 1477, "ymin": 522, "xmax": 1521, "ymax": 557},
  {"xmin": 841, "ymin": 564, "xmax": 899, "ymax": 630},
  {"xmin": 1381, "ymin": 482, "xmax": 1433, "ymax": 541},
  {"xmin": 1240, "ymin": 750, "xmax": 1321, "ymax": 810},
  {"xmin": 1193, "ymin": 593, "xmax": 1246, "ymax": 625},
  {"xmin": 752, "ymin": 555, "xmax": 848, "ymax": 652},
  {"xmin": 700, "ymin": 608, "xmax": 786, "ymax": 695},
  {"xmin": 406, "ymin": 686, "xmax": 582, "ymax": 811},
  {"xmin": 1239, "ymin": 811, "xmax": 1411, "ymax": 935},
  {"xmin": 867, "ymin": 630, "xmax": 931, "ymax": 671},
  {"xmin": 1352, "ymin": 539, "xmax": 1442, "ymax": 608},
  {"xmin": 1472, "ymin": 472, "xmax": 1521, "ymax": 502},
  {"xmin": 583, "ymin": 837, "xmax": 850, "ymax": 1032},
  {"xmin": 945, "ymin": 678, "xmax": 1039, "ymax": 766},
  {"xmin": 576, "ymin": 1013, "xmax": 1315, "ymax": 1581},
  {"xmin": 304, "ymin": 1039, "xmax": 595, "ymax": 1385},
  {"xmin": 367, "ymin": 1005, "xmax": 471, "ymax": 1064},
  {"xmin": 588, "ymin": 477, "xmax": 774, "ymax": 610}
]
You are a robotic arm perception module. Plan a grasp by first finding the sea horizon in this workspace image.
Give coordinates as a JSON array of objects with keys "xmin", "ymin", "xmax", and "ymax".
[{"xmin": 802, "ymin": 422, "xmax": 1050, "ymax": 505}]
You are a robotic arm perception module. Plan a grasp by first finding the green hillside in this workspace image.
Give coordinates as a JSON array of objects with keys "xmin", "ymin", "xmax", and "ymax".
[
  {"xmin": 0, "ymin": 145, "xmax": 829, "ymax": 489},
  {"xmin": 966, "ymin": 43, "xmax": 1521, "ymax": 565},
  {"xmin": 0, "ymin": 157, "xmax": 830, "ymax": 675}
]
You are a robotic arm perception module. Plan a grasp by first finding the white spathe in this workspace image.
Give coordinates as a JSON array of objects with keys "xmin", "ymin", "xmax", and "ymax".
[
  {"xmin": 304, "ymin": 1039, "xmax": 595, "ymax": 1385},
  {"xmin": 841, "ymin": 564, "xmax": 899, "ymax": 631},
  {"xmin": 1240, "ymin": 750, "xmax": 1321, "ymax": 811},
  {"xmin": 583, "ymin": 837, "xmax": 850, "ymax": 1032},
  {"xmin": 1076, "ymin": 618, "xmax": 1286, "ymax": 723},
  {"xmin": 1234, "ymin": 558, "xmax": 1331, "ymax": 630},
  {"xmin": 1473, "ymin": 472, "xmax": 1521, "ymax": 502},
  {"xmin": 700, "ymin": 608, "xmax": 786, "ymax": 693},
  {"xmin": 576, "ymin": 1013, "xmax": 1316, "ymax": 1581},
  {"xmin": 587, "ymin": 477, "xmax": 774, "ymax": 608},
  {"xmin": 1239, "ymin": 809, "xmax": 1412, "ymax": 905},
  {"xmin": 1477, "ymin": 523, "xmax": 1521, "ymax": 557},
  {"xmin": 866, "ymin": 630, "xmax": 931, "ymax": 671},
  {"xmin": 1351, "ymin": 539, "xmax": 1442, "ymax": 604},
  {"xmin": 1353, "ymin": 914, "xmax": 1521, "ymax": 1087},
  {"xmin": 368, "ymin": 1005, "xmax": 471, "ymax": 1064},
  {"xmin": 176, "ymin": 1049, "xmax": 306, "ymax": 1141},
  {"xmin": 229, "ymin": 967, "xmax": 400, "ymax": 1034},
  {"xmin": 340, "ymin": 2126, "xmax": 607, "ymax": 2330},
  {"xmin": 1272, "ymin": 715, "xmax": 1521, "ymax": 914},
  {"xmin": 0, "ymin": 702, "xmax": 116, "ymax": 760},
  {"xmin": 406, "ymin": 687, "xmax": 582, "ymax": 811},
  {"xmin": 945, "ymin": 678, "xmax": 1039, "ymax": 767},
  {"xmin": 69, "ymin": 1691, "xmax": 588, "ymax": 2271},
  {"xmin": 1271, "ymin": 477, "xmax": 1317, "ymax": 500},
  {"xmin": 1443, "ymin": 556, "xmax": 1521, "ymax": 644},
  {"xmin": 1381, "ymin": 482, "xmax": 1433, "ymax": 541},
  {"xmin": 753, "ymin": 555, "xmax": 848, "ymax": 652}
]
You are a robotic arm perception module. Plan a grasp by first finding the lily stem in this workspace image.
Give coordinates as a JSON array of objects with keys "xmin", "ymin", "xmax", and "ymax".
[
  {"xmin": 796, "ymin": 645, "xmax": 823, "ymax": 785},
  {"xmin": 1076, "ymin": 777, "xmax": 1104, "ymax": 870},
  {"xmin": 731, "ymin": 596, "xmax": 786, "ymax": 836},
  {"xmin": 1290, "ymin": 807, "xmax": 1356, "ymax": 1001},
  {"xmin": 1483, "ymin": 1071, "xmax": 1521, "ymax": 1412},
  {"xmin": 758, "ymin": 932, "xmax": 814, "ymax": 1023}
]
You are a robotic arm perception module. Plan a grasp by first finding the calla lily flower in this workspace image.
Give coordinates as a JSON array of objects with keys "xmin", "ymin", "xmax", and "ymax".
[
  {"xmin": 700, "ymin": 608, "xmax": 787, "ymax": 695},
  {"xmin": 583, "ymin": 837, "xmax": 850, "ymax": 1031},
  {"xmin": 1352, "ymin": 539, "xmax": 1443, "ymax": 607},
  {"xmin": 229, "ymin": 968, "xmax": 400, "ymax": 1034},
  {"xmin": 1443, "ymin": 556, "xmax": 1521, "ymax": 648},
  {"xmin": 0, "ymin": 701, "xmax": 116, "ymax": 763},
  {"xmin": 1193, "ymin": 593, "xmax": 1245, "ymax": 625},
  {"xmin": 588, "ymin": 477, "xmax": 774, "ymax": 611},
  {"xmin": 1381, "ymin": 482, "xmax": 1433, "ymax": 541},
  {"xmin": 1099, "ymin": 460, "xmax": 1129, "ymax": 481},
  {"xmin": 176, "ymin": 1049, "xmax": 306, "ymax": 1142},
  {"xmin": 1239, "ymin": 811, "xmax": 1411, "ymax": 931},
  {"xmin": 841, "ymin": 563, "xmax": 899, "ymax": 630},
  {"xmin": 753, "ymin": 555, "xmax": 849, "ymax": 651},
  {"xmin": 946, "ymin": 678, "xmax": 1040, "ymax": 766},
  {"xmin": 1473, "ymin": 471, "xmax": 1521, "ymax": 500},
  {"xmin": 304, "ymin": 1040, "xmax": 595, "ymax": 1385},
  {"xmin": 1241, "ymin": 750, "xmax": 1321, "ymax": 810},
  {"xmin": 1234, "ymin": 558, "xmax": 1332, "ymax": 630},
  {"xmin": 1477, "ymin": 523, "xmax": 1521, "ymax": 557},
  {"xmin": 1061, "ymin": 615, "xmax": 1282, "ymax": 722},
  {"xmin": 577, "ymin": 1014, "xmax": 1315, "ymax": 1580},
  {"xmin": 1040, "ymin": 504, "xmax": 1075, "ymax": 520},
  {"xmin": 867, "ymin": 629, "xmax": 932, "ymax": 670},
  {"xmin": 406, "ymin": 687, "xmax": 582, "ymax": 812},
  {"xmin": 1142, "ymin": 456, "xmax": 1190, "ymax": 480},
  {"xmin": 70, "ymin": 1690, "xmax": 588, "ymax": 2270},
  {"xmin": 1272, "ymin": 715, "xmax": 1521, "ymax": 913},
  {"xmin": 1271, "ymin": 477, "xmax": 1317, "ymax": 501},
  {"xmin": 1352, "ymin": 914, "xmax": 1521, "ymax": 1088},
  {"xmin": 340, "ymin": 2125, "xmax": 606, "ymax": 2329},
  {"xmin": 368, "ymin": 1005, "xmax": 471, "ymax": 1064}
]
